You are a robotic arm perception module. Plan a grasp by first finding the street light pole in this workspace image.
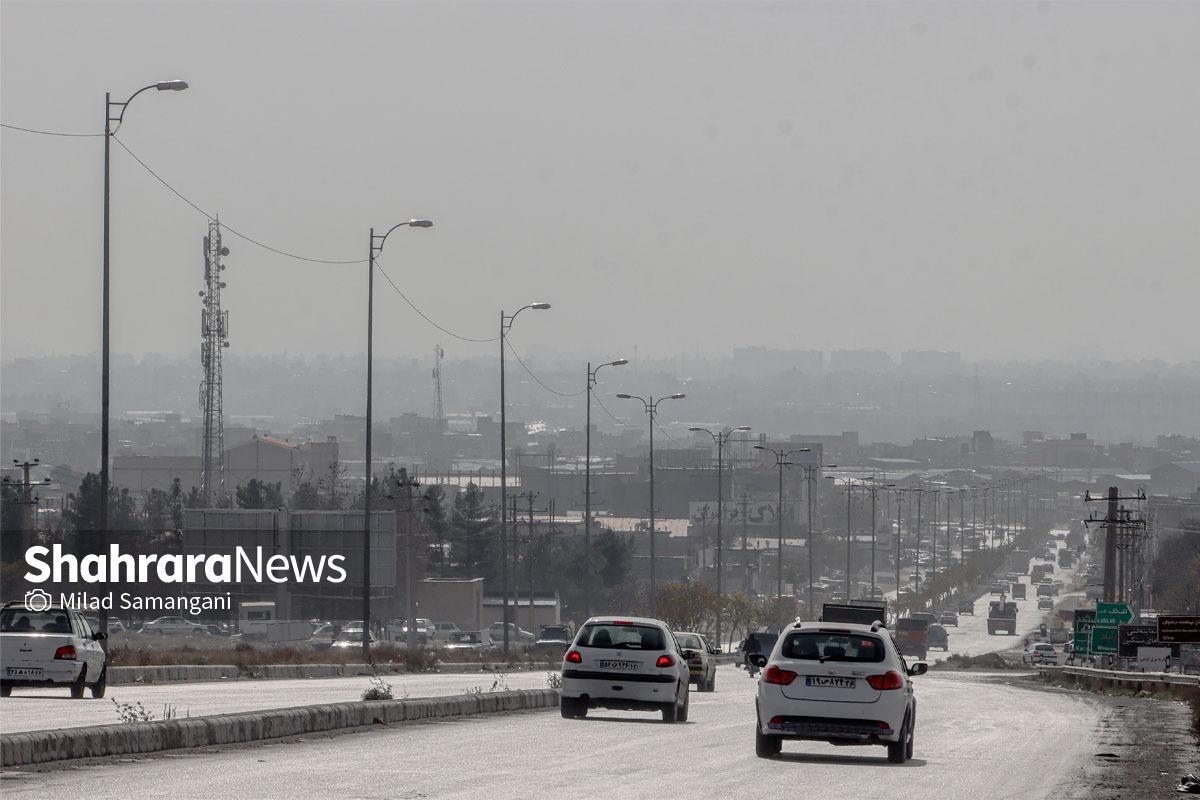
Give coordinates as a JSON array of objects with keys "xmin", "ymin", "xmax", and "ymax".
[
  {"xmin": 99, "ymin": 79, "xmax": 187, "ymax": 649},
  {"xmin": 499, "ymin": 302, "xmax": 551, "ymax": 654},
  {"xmin": 584, "ymin": 358, "xmax": 627, "ymax": 617},
  {"xmin": 689, "ymin": 425, "xmax": 750, "ymax": 649},
  {"xmin": 364, "ymin": 219, "xmax": 433, "ymax": 658},
  {"xmin": 798, "ymin": 462, "xmax": 834, "ymax": 615},
  {"xmin": 754, "ymin": 445, "xmax": 810, "ymax": 631},
  {"xmin": 617, "ymin": 392, "xmax": 685, "ymax": 616}
]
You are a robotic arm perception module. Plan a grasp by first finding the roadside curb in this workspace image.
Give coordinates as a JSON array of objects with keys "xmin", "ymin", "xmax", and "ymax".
[
  {"xmin": 0, "ymin": 688, "xmax": 560, "ymax": 768},
  {"xmin": 109, "ymin": 661, "xmax": 560, "ymax": 684}
]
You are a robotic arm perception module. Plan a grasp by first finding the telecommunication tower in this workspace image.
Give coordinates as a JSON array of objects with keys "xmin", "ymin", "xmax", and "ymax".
[
  {"xmin": 432, "ymin": 344, "xmax": 446, "ymax": 432},
  {"xmin": 199, "ymin": 220, "xmax": 230, "ymax": 505}
]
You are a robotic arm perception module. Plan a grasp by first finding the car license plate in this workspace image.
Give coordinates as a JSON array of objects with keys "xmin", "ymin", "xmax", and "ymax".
[
  {"xmin": 6, "ymin": 667, "xmax": 43, "ymax": 678},
  {"xmin": 806, "ymin": 676, "xmax": 855, "ymax": 688},
  {"xmin": 596, "ymin": 660, "xmax": 640, "ymax": 671}
]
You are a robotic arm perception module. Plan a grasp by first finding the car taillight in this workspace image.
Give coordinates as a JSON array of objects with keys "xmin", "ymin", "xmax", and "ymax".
[
  {"xmin": 564, "ymin": 650, "xmax": 582, "ymax": 664},
  {"xmin": 762, "ymin": 665, "xmax": 797, "ymax": 685},
  {"xmin": 53, "ymin": 645, "xmax": 77, "ymax": 660},
  {"xmin": 866, "ymin": 670, "xmax": 904, "ymax": 690},
  {"xmin": 655, "ymin": 654, "xmax": 675, "ymax": 668}
]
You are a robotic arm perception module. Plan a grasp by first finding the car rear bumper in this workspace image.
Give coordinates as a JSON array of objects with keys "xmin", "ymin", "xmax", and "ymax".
[
  {"xmin": 764, "ymin": 715, "xmax": 898, "ymax": 743},
  {"xmin": 2, "ymin": 662, "xmax": 84, "ymax": 685},
  {"xmin": 561, "ymin": 672, "xmax": 677, "ymax": 706}
]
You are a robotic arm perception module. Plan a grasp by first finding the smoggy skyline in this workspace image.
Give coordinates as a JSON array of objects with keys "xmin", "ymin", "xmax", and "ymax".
[{"xmin": 3, "ymin": 1, "xmax": 1198, "ymax": 364}]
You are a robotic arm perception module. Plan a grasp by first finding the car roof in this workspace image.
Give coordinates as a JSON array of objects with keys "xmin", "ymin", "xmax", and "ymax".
[
  {"xmin": 788, "ymin": 621, "xmax": 884, "ymax": 635},
  {"xmin": 583, "ymin": 616, "xmax": 668, "ymax": 628}
]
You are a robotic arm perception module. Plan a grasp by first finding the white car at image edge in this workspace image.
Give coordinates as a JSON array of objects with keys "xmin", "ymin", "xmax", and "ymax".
[
  {"xmin": 559, "ymin": 616, "xmax": 691, "ymax": 723},
  {"xmin": 0, "ymin": 603, "xmax": 109, "ymax": 699},
  {"xmin": 749, "ymin": 620, "xmax": 927, "ymax": 763}
]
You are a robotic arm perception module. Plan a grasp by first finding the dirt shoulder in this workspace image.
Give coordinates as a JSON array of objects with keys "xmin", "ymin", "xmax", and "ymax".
[{"xmin": 988, "ymin": 673, "xmax": 1198, "ymax": 799}]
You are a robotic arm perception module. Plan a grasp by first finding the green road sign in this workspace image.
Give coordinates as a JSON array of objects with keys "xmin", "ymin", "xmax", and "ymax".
[
  {"xmin": 1096, "ymin": 602, "xmax": 1134, "ymax": 627},
  {"xmin": 1073, "ymin": 609, "xmax": 1096, "ymax": 655},
  {"xmin": 1091, "ymin": 625, "xmax": 1119, "ymax": 655}
]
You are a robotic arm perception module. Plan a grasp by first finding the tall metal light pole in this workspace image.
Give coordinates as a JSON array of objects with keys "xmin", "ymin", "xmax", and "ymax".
[
  {"xmin": 617, "ymin": 393, "xmax": 686, "ymax": 615},
  {"xmin": 584, "ymin": 358, "xmax": 627, "ymax": 617},
  {"xmin": 363, "ymin": 219, "xmax": 433, "ymax": 657},
  {"xmin": 689, "ymin": 425, "xmax": 751, "ymax": 647},
  {"xmin": 754, "ymin": 445, "xmax": 810, "ymax": 631},
  {"xmin": 799, "ymin": 462, "xmax": 834, "ymax": 616},
  {"xmin": 894, "ymin": 489, "xmax": 904, "ymax": 613},
  {"xmin": 499, "ymin": 302, "xmax": 551, "ymax": 654},
  {"xmin": 99, "ymin": 79, "xmax": 188, "ymax": 649}
]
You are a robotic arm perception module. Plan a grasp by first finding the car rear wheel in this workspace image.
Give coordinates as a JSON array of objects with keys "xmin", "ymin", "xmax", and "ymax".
[
  {"xmin": 678, "ymin": 687, "xmax": 689, "ymax": 722},
  {"xmin": 887, "ymin": 716, "xmax": 910, "ymax": 764},
  {"xmin": 559, "ymin": 697, "xmax": 585, "ymax": 719},
  {"xmin": 70, "ymin": 667, "xmax": 87, "ymax": 699},
  {"xmin": 755, "ymin": 724, "xmax": 782, "ymax": 758},
  {"xmin": 90, "ymin": 666, "xmax": 107, "ymax": 699},
  {"xmin": 906, "ymin": 714, "xmax": 915, "ymax": 759},
  {"xmin": 0, "ymin": 684, "xmax": 11, "ymax": 698}
]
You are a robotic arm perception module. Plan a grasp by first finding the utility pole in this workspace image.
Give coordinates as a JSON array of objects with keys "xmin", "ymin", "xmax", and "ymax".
[
  {"xmin": 754, "ymin": 445, "xmax": 810, "ymax": 631},
  {"xmin": 1085, "ymin": 487, "xmax": 1145, "ymax": 603},
  {"xmin": 738, "ymin": 492, "xmax": 751, "ymax": 593},
  {"xmin": 894, "ymin": 490, "xmax": 904, "ymax": 615},
  {"xmin": 199, "ymin": 219, "xmax": 229, "ymax": 507},
  {"xmin": 393, "ymin": 469, "xmax": 420, "ymax": 654},
  {"xmin": 432, "ymin": 344, "xmax": 445, "ymax": 432},
  {"xmin": 913, "ymin": 487, "xmax": 924, "ymax": 598},
  {"xmin": 799, "ymin": 463, "xmax": 834, "ymax": 617},
  {"xmin": 518, "ymin": 490, "xmax": 540, "ymax": 636},
  {"xmin": 3, "ymin": 459, "xmax": 50, "ymax": 553},
  {"xmin": 584, "ymin": 358, "xmax": 626, "ymax": 617}
]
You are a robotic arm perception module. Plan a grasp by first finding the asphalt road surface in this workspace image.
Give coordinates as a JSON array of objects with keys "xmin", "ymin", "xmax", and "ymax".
[
  {"xmin": 0, "ymin": 670, "xmax": 550, "ymax": 735},
  {"xmin": 926, "ymin": 548, "xmax": 1079, "ymax": 665},
  {"xmin": 1, "ymin": 666, "xmax": 1103, "ymax": 800}
]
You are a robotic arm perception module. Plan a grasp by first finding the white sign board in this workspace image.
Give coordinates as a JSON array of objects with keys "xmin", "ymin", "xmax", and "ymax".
[{"xmin": 1135, "ymin": 646, "xmax": 1171, "ymax": 672}]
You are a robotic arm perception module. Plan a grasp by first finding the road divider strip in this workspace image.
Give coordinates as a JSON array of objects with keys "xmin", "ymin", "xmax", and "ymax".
[
  {"xmin": 109, "ymin": 661, "xmax": 561, "ymax": 685},
  {"xmin": 0, "ymin": 688, "xmax": 560, "ymax": 768}
]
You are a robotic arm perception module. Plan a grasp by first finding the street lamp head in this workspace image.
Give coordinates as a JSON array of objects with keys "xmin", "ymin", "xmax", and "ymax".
[
  {"xmin": 530, "ymin": 302, "xmax": 551, "ymax": 310},
  {"xmin": 616, "ymin": 393, "xmax": 633, "ymax": 400},
  {"xmin": 155, "ymin": 80, "xmax": 189, "ymax": 91},
  {"xmin": 753, "ymin": 445, "xmax": 767, "ymax": 451},
  {"xmin": 733, "ymin": 425, "xmax": 752, "ymax": 432},
  {"xmin": 407, "ymin": 219, "xmax": 434, "ymax": 228},
  {"xmin": 609, "ymin": 358, "xmax": 629, "ymax": 367},
  {"xmin": 669, "ymin": 393, "xmax": 686, "ymax": 400}
]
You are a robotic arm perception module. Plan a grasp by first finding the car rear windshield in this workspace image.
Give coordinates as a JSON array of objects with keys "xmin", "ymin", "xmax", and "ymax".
[
  {"xmin": 577, "ymin": 623, "xmax": 665, "ymax": 650},
  {"xmin": 781, "ymin": 631, "xmax": 886, "ymax": 663},
  {"xmin": 676, "ymin": 633, "xmax": 703, "ymax": 649},
  {"xmin": 0, "ymin": 609, "xmax": 71, "ymax": 633}
]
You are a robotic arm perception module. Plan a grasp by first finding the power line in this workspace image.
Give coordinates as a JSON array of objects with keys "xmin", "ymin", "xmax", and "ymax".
[
  {"xmin": 374, "ymin": 262, "xmax": 498, "ymax": 344},
  {"xmin": 653, "ymin": 417, "xmax": 683, "ymax": 448},
  {"xmin": 504, "ymin": 340, "xmax": 585, "ymax": 398},
  {"xmin": 111, "ymin": 136, "xmax": 367, "ymax": 265},
  {"xmin": 1, "ymin": 122, "xmax": 102, "ymax": 138},
  {"xmin": 592, "ymin": 393, "xmax": 625, "ymax": 425}
]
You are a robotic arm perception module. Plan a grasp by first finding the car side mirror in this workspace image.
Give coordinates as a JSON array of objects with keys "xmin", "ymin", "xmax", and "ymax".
[
  {"xmin": 748, "ymin": 653, "xmax": 768, "ymax": 668},
  {"xmin": 907, "ymin": 662, "xmax": 928, "ymax": 677},
  {"xmin": 93, "ymin": 632, "xmax": 107, "ymax": 641}
]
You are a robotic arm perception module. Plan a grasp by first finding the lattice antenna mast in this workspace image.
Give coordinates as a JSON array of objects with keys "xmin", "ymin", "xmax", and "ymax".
[
  {"xmin": 433, "ymin": 344, "xmax": 445, "ymax": 432},
  {"xmin": 199, "ymin": 219, "xmax": 230, "ymax": 505}
]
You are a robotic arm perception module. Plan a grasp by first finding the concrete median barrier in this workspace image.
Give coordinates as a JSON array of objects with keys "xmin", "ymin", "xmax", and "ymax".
[
  {"xmin": 0, "ymin": 688, "xmax": 560, "ymax": 768},
  {"xmin": 109, "ymin": 661, "xmax": 561, "ymax": 684}
]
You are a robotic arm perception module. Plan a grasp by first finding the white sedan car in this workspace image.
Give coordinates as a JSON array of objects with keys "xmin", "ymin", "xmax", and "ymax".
[
  {"xmin": 750, "ymin": 620, "xmax": 927, "ymax": 763},
  {"xmin": 140, "ymin": 616, "xmax": 209, "ymax": 636},
  {"xmin": 560, "ymin": 616, "xmax": 691, "ymax": 723},
  {"xmin": 1, "ymin": 603, "xmax": 108, "ymax": 699}
]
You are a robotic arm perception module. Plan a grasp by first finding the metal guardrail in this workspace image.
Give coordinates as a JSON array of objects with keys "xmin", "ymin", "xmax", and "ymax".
[{"xmin": 1038, "ymin": 664, "xmax": 1199, "ymax": 688}]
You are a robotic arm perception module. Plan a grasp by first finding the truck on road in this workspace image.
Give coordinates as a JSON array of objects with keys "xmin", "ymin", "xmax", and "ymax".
[
  {"xmin": 1010, "ymin": 582, "xmax": 1027, "ymax": 600},
  {"xmin": 820, "ymin": 601, "xmax": 889, "ymax": 626},
  {"xmin": 987, "ymin": 600, "xmax": 1018, "ymax": 635},
  {"xmin": 895, "ymin": 618, "xmax": 929, "ymax": 659}
]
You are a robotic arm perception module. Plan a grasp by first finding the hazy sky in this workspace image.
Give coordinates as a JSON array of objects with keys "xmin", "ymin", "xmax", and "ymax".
[{"xmin": 2, "ymin": 1, "xmax": 1198, "ymax": 366}]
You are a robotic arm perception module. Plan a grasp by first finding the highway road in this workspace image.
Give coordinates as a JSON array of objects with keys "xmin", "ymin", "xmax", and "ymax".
[
  {"xmin": 0, "ymin": 670, "xmax": 550, "ymax": 735},
  {"xmin": 2, "ymin": 666, "xmax": 1104, "ymax": 800},
  {"xmin": 927, "ymin": 548, "xmax": 1079, "ymax": 665}
]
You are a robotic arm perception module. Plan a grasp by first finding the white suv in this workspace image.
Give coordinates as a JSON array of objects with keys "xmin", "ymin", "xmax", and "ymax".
[
  {"xmin": 749, "ymin": 620, "xmax": 927, "ymax": 763},
  {"xmin": 0, "ymin": 603, "xmax": 108, "ymax": 699},
  {"xmin": 560, "ymin": 616, "xmax": 691, "ymax": 723}
]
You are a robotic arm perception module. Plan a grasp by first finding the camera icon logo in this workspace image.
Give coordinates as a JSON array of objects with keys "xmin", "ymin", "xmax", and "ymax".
[{"xmin": 24, "ymin": 589, "xmax": 53, "ymax": 612}]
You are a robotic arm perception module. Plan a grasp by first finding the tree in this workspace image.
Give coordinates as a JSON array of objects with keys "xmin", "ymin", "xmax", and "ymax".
[
  {"xmin": 236, "ymin": 479, "xmax": 284, "ymax": 509},
  {"xmin": 422, "ymin": 485, "xmax": 450, "ymax": 575},
  {"xmin": 448, "ymin": 483, "xmax": 499, "ymax": 582},
  {"xmin": 649, "ymin": 580, "xmax": 723, "ymax": 632}
]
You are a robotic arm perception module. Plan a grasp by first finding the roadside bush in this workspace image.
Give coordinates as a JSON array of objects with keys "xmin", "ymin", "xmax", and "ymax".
[{"xmin": 361, "ymin": 676, "xmax": 393, "ymax": 701}]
